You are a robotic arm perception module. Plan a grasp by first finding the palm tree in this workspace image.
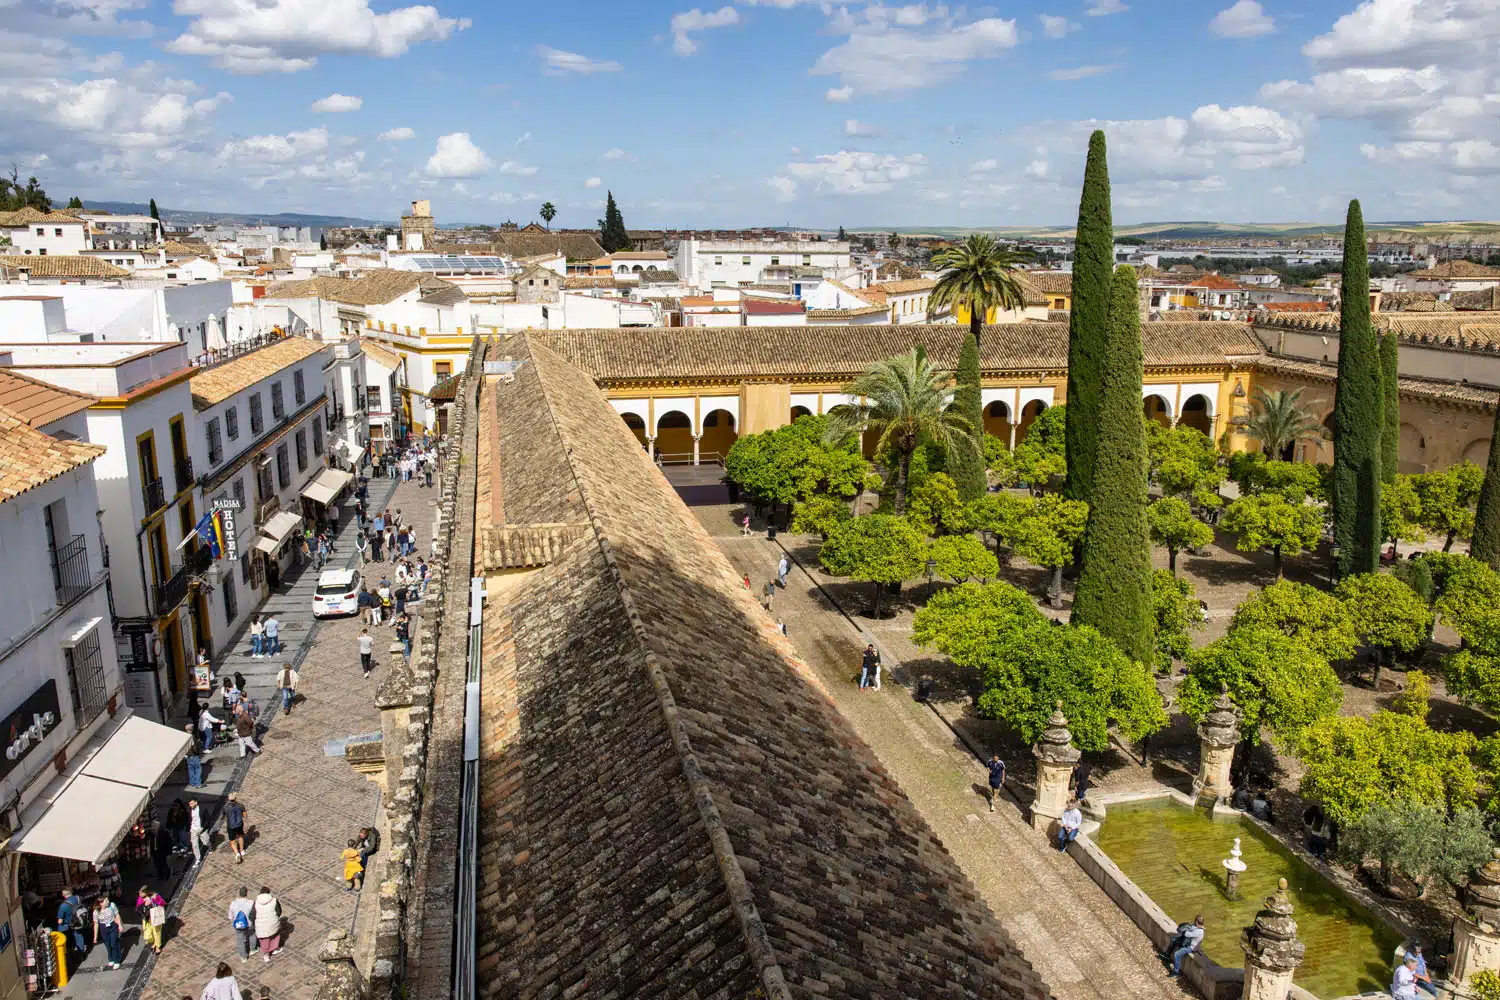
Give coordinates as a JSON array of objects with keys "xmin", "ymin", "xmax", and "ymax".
[
  {"xmin": 825, "ymin": 347, "xmax": 977, "ymax": 514},
  {"xmin": 539, "ymin": 202, "xmax": 556, "ymax": 230},
  {"xmin": 927, "ymin": 234, "xmax": 1032, "ymax": 346},
  {"xmin": 1246, "ymin": 387, "xmax": 1321, "ymax": 458}
]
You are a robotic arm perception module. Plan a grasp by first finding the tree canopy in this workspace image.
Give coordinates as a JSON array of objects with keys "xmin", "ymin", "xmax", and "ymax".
[
  {"xmin": 912, "ymin": 580, "xmax": 1045, "ymax": 667},
  {"xmin": 1229, "ymin": 579, "xmax": 1357, "ymax": 664},
  {"xmin": 1331, "ymin": 198, "xmax": 1384, "ymax": 576},
  {"xmin": 929, "ymin": 535, "xmax": 998, "ymax": 583},
  {"xmin": 1335, "ymin": 572, "xmax": 1432, "ymax": 659},
  {"xmin": 1220, "ymin": 490, "xmax": 1324, "ymax": 577},
  {"xmin": 1147, "ymin": 497, "xmax": 1214, "ymax": 575},
  {"xmin": 597, "ymin": 190, "xmax": 631, "ymax": 252},
  {"xmin": 1065, "ymin": 129, "xmax": 1112, "ymax": 504},
  {"xmin": 1179, "ymin": 627, "xmax": 1342, "ymax": 746},
  {"xmin": 725, "ymin": 414, "xmax": 868, "ymax": 517},
  {"xmin": 1412, "ymin": 462, "xmax": 1484, "ymax": 550},
  {"xmin": 1152, "ymin": 568, "xmax": 1205, "ymax": 671},
  {"xmin": 1245, "ymin": 387, "xmax": 1321, "ymax": 458},
  {"xmin": 1, "ymin": 168, "xmax": 55, "ymax": 212},
  {"xmin": 818, "ymin": 514, "xmax": 928, "ymax": 617}
]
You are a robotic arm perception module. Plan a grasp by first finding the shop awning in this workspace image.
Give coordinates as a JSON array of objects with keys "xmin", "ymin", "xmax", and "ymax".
[
  {"xmin": 11, "ymin": 713, "xmax": 190, "ymax": 865},
  {"xmin": 253, "ymin": 510, "xmax": 303, "ymax": 553},
  {"xmin": 300, "ymin": 467, "xmax": 354, "ymax": 506}
]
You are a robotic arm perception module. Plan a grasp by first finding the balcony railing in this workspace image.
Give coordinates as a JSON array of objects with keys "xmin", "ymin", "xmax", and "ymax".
[
  {"xmin": 174, "ymin": 455, "xmax": 194, "ymax": 493},
  {"xmin": 141, "ymin": 476, "xmax": 166, "ymax": 516},
  {"xmin": 189, "ymin": 331, "xmax": 288, "ymax": 371},
  {"xmin": 153, "ymin": 564, "xmax": 190, "ymax": 617},
  {"xmin": 50, "ymin": 533, "xmax": 90, "ymax": 606},
  {"xmin": 187, "ymin": 544, "xmax": 212, "ymax": 575}
]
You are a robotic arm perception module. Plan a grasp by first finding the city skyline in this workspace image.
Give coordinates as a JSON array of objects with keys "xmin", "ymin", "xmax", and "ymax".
[{"xmin": 5, "ymin": 0, "xmax": 1500, "ymax": 227}]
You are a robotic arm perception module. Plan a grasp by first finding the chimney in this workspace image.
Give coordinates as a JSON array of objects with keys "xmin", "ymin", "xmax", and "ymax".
[{"xmin": 17, "ymin": 267, "xmax": 30, "ymax": 285}]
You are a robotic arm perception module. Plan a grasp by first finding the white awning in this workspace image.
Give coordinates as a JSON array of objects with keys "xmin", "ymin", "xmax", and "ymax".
[
  {"xmin": 299, "ymin": 467, "xmax": 354, "ymax": 506},
  {"xmin": 12, "ymin": 713, "xmax": 190, "ymax": 864},
  {"xmin": 252, "ymin": 510, "xmax": 302, "ymax": 555}
]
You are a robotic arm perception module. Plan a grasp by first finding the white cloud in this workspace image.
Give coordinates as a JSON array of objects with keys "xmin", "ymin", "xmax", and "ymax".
[
  {"xmin": 1210, "ymin": 1, "xmax": 1274, "ymax": 39},
  {"xmin": 497, "ymin": 160, "xmax": 538, "ymax": 176},
  {"xmin": 602, "ymin": 147, "xmax": 629, "ymax": 160},
  {"xmin": 1188, "ymin": 104, "xmax": 1303, "ymax": 169},
  {"xmin": 1261, "ymin": 66, "xmax": 1446, "ymax": 118},
  {"xmin": 768, "ymin": 175, "xmax": 798, "ymax": 202},
  {"xmin": 537, "ymin": 44, "xmax": 622, "ymax": 75},
  {"xmin": 1301, "ymin": 0, "xmax": 1496, "ymax": 67},
  {"xmin": 584, "ymin": 176, "xmax": 602, "ymax": 188},
  {"xmin": 781, "ymin": 149, "xmax": 927, "ymax": 195},
  {"xmin": 1086, "ymin": 0, "xmax": 1128, "ymax": 15},
  {"xmin": 811, "ymin": 9, "xmax": 1019, "ymax": 96},
  {"xmin": 425, "ymin": 132, "xmax": 492, "ymax": 177},
  {"xmin": 669, "ymin": 6, "xmax": 739, "ymax": 56},
  {"xmin": 310, "ymin": 92, "xmax": 361, "ymax": 113},
  {"xmin": 219, "ymin": 126, "xmax": 329, "ymax": 163},
  {"xmin": 825, "ymin": 85, "xmax": 854, "ymax": 102},
  {"xmin": 514, "ymin": 131, "xmax": 531, "ymax": 147},
  {"xmin": 1025, "ymin": 158, "xmax": 1051, "ymax": 180},
  {"xmin": 1049, "ymin": 64, "xmax": 1120, "ymax": 80},
  {"xmin": 378, "ymin": 126, "xmax": 414, "ymax": 140},
  {"xmin": 1039, "ymin": 13, "xmax": 1078, "ymax": 38},
  {"xmin": 166, "ymin": 0, "xmax": 470, "ymax": 74},
  {"xmin": 970, "ymin": 158, "xmax": 998, "ymax": 173},
  {"xmin": 2, "ymin": 72, "xmax": 229, "ymax": 145},
  {"xmin": 843, "ymin": 118, "xmax": 882, "ymax": 137}
]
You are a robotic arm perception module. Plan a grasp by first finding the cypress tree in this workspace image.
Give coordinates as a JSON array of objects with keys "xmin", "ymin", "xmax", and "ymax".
[
  {"xmin": 1472, "ymin": 408, "xmax": 1500, "ymax": 570},
  {"xmin": 949, "ymin": 333, "xmax": 986, "ymax": 501},
  {"xmin": 597, "ymin": 191, "xmax": 631, "ymax": 252},
  {"xmin": 149, "ymin": 198, "xmax": 160, "ymax": 224},
  {"xmin": 1381, "ymin": 331, "xmax": 1400, "ymax": 484},
  {"xmin": 1065, "ymin": 130, "xmax": 1113, "ymax": 502},
  {"xmin": 1331, "ymin": 199, "xmax": 1382, "ymax": 577},
  {"xmin": 1072, "ymin": 265, "xmax": 1154, "ymax": 665}
]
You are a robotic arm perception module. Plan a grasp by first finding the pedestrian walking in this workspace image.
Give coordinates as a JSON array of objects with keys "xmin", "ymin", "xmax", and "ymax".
[
  {"xmin": 249, "ymin": 615, "xmax": 264, "ymax": 657},
  {"xmin": 167, "ymin": 800, "xmax": 190, "ymax": 855},
  {"xmin": 225, "ymin": 793, "xmax": 248, "ymax": 862},
  {"xmin": 378, "ymin": 582, "xmax": 392, "ymax": 624},
  {"xmin": 777, "ymin": 553, "xmax": 789, "ymax": 588},
  {"xmin": 198, "ymin": 705, "xmax": 221, "ymax": 751},
  {"xmin": 233, "ymin": 706, "xmax": 261, "ymax": 757},
  {"xmin": 227, "ymin": 888, "xmax": 255, "ymax": 963},
  {"xmin": 763, "ymin": 580, "xmax": 775, "ymax": 612},
  {"xmin": 57, "ymin": 887, "xmax": 87, "ymax": 957},
  {"xmin": 276, "ymin": 664, "xmax": 299, "ymax": 716},
  {"xmin": 341, "ymin": 839, "xmax": 364, "ymax": 892},
  {"xmin": 93, "ymin": 894, "xmax": 123, "ymax": 969},
  {"xmin": 776, "ymin": 618, "xmax": 787, "ymax": 636},
  {"xmin": 741, "ymin": 514, "xmax": 752, "ymax": 536},
  {"xmin": 263, "ymin": 615, "xmax": 281, "ymax": 656},
  {"xmin": 221, "ymin": 676, "xmax": 241, "ymax": 712},
  {"xmin": 202, "ymin": 962, "xmax": 244, "ymax": 1000},
  {"xmin": 184, "ymin": 724, "xmax": 204, "ymax": 788},
  {"xmin": 356, "ymin": 532, "xmax": 369, "ymax": 565},
  {"xmin": 359, "ymin": 629, "xmax": 374, "ymax": 678},
  {"xmin": 985, "ymin": 755, "xmax": 1006, "ymax": 811},
  {"xmin": 1072, "ymin": 762, "xmax": 1094, "ymax": 806},
  {"xmin": 189, "ymin": 798, "xmax": 208, "ymax": 868},
  {"xmin": 360, "ymin": 587, "xmax": 379, "ymax": 627},
  {"xmin": 137, "ymin": 888, "xmax": 166, "ymax": 955},
  {"xmin": 151, "ymin": 821, "xmax": 172, "ymax": 879},
  {"xmin": 252, "ymin": 887, "xmax": 283, "ymax": 961},
  {"xmin": 395, "ymin": 614, "xmax": 412, "ymax": 661},
  {"xmin": 859, "ymin": 644, "xmax": 879, "ymax": 691}
]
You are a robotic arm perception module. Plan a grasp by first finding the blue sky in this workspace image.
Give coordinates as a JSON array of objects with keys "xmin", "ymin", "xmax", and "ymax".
[{"xmin": 4, "ymin": 0, "xmax": 1499, "ymax": 228}]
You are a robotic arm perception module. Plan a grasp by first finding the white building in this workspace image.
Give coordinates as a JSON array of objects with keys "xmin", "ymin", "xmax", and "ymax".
[
  {"xmin": 675, "ymin": 239, "xmax": 852, "ymax": 291},
  {"xmin": 79, "ymin": 213, "xmax": 162, "ymax": 251},
  {"xmin": 867, "ymin": 278, "xmax": 938, "ymax": 324},
  {"xmin": 0, "ymin": 208, "xmax": 88, "ymax": 256},
  {"xmin": 321, "ymin": 339, "xmax": 369, "ymax": 470},
  {"xmin": 361, "ymin": 341, "xmax": 407, "ymax": 457},
  {"xmin": 0, "ymin": 280, "xmax": 245, "ymax": 357}
]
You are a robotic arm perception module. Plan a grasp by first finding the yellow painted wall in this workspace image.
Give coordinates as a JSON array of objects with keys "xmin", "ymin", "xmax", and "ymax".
[{"xmin": 740, "ymin": 383, "xmax": 791, "ymax": 435}]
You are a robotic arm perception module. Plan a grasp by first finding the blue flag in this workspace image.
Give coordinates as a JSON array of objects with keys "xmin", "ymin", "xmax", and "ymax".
[{"xmin": 194, "ymin": 512, "xmax": 221, "ymax": 559}]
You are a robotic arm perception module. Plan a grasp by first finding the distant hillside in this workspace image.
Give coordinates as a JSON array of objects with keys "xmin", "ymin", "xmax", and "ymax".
[
  {"xmin": 846, "ymin": 221, "xmax": 1500, "ymax": 243},
  {"xmin": 83, "ymin": 201, "xmax": 390, "ymax": 228}
]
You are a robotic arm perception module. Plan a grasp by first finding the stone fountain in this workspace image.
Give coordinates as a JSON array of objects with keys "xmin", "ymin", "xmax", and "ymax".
[{"xmin": 1223, "ymin": 837, "xmax": 1246, "ymax": 898}]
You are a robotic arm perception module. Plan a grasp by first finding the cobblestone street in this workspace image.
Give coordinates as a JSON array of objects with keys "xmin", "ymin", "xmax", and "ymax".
[{"xmin": 58, "ymin": 470, "xmax": 440, "ymax": 1000}]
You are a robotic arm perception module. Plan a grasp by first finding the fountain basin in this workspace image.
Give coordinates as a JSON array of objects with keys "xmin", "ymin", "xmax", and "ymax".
[{"xmin": 1086, "ymin": 797, "xmax": 1403, "ymax": 999}]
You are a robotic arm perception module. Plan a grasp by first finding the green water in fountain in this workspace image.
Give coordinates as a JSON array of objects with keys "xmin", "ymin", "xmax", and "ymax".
[{"xmin": 1093, "ymin": 799, "xmax": 1402, "ymax": 998}]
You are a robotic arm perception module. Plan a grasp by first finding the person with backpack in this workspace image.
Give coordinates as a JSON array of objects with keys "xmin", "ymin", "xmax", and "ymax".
[
  {"xmin": 227, "ymin": 888, "xmax": 255, "ymax": 963},
  {"xmin": 56, "ymin": 887, "xmax": 87, "ymax": 957},
  {"xmin": 357, "ymin": 826, "xmax": 381, "ymax": 872},
  {"xmin": 276, "ymin": 664, "xmax": 299, "ymax": 716},
  {"xmin": 225, "ymin": 793, "xmax": 248, "ymax": 863}
]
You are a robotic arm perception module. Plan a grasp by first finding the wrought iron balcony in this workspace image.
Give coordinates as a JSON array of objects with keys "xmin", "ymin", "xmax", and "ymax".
[
  {"xmin": 188, "ymin": 543, "xmax": 212, "ymax": 575},
  {"xmin": 141, "ymin": 476, "xmax": 166, "ymax": 516},
  {"xmin": 50, "ymin": 533, "xmax": 90, "ymax": 606},
  {"xmin": 153, "ymin": 564, "xmax": 190, "ymax": 617},
  {"xmin": 174, "ymin": 455, "xmax": 195, "ymax": 493}
]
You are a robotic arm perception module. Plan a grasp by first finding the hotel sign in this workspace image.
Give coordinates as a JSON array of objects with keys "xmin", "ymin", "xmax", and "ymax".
[
  {"xmin": 0, "ymin": 681, "xmax": 61, "ymax": 781},
  {"xmin": 213, "ymin": 497, "xmax": 242, "ymax": 560}
]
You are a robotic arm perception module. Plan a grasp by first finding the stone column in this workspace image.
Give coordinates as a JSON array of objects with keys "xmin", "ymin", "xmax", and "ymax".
[
  {"xmin": 1452, "ymin": 849, "xmax": 1500, "ymax": 989},
  {"xmin": 647, "ymin": 436, "xmax": 656, "ymax": 459},
  {"xmin": 1240, "ymin": 878, "xmax": 1304, "ymax": 1000},
  {"xmin": 1195, "ymin": 684, "xmax": 1241, "ymax": 804},
  {"xmin": 1030, "ymin": 702, "xmax": 1080, "ymax": 832},
  {"xmin": 314, "ymin": 929, "xmax": 366, "ymax": 1000},
  {"xmin": 692, "ymin": 434, "xmax": 701, "ymax": 466}
]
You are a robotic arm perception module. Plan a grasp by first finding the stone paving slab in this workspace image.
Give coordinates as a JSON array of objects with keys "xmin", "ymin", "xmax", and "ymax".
[{"xmin": 713, "ymin": 531, "xmax": 1194, "ymax": 1000}]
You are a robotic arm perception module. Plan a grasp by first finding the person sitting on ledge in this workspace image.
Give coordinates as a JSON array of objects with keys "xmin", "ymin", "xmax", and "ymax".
[
  {"xmin": 1056, "ymin": 799, "xmax": 1082, "ymax": 852},
  {"xmin": 1164, "ymin": 915, "xmax": 1204, "ymax": 978}
]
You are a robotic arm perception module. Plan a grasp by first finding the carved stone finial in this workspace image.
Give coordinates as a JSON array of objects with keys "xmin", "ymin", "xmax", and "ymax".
[
  {"xmin": 1241, "ymin": 878, "xmax": 1305, "ymax": 973},
  {"xmin": 1198, "ymin": 684, "xmax": 1242, "ymax": 749},
  {"xmin": 1465, "ymin": 848, "xmax": 1500, "ymax": 928},
  {"xmin": 1034, "ymin": 701, "xmax": 1081, "ymax": 766}
]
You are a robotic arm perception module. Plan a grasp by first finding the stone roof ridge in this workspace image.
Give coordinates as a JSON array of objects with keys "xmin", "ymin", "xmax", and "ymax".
[{"xmin": 523, "ymin": 339, "xmax": 793, "ymax": 1000}]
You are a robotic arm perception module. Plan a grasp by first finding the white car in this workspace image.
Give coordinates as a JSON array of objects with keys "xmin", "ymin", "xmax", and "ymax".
[{"xmin": 313, "ymin": 568, "xmax": 362, "ymax": 618}]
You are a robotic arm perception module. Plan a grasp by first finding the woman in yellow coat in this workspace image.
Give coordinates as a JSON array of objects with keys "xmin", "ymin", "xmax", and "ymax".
[{"xmin": 341, "ymin": 839, "xmax": 364, "ymax": 893}]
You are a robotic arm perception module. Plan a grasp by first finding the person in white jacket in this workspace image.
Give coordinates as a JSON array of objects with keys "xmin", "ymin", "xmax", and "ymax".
[
  {"xmin": 252, "ymin": 887, "xmax": 283, "ymax": 962},
  {"xmin": 202, "ymin": 962, "xmax": 243, "ymax": 1000}
]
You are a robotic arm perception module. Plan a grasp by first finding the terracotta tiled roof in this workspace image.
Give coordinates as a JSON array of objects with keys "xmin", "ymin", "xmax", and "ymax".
[
  {"xmin": 742, "ymin": 297, "xmax": 805, "ymax": 315},
  {"xmin": 264, "ymin": 270, "xmax": 456, "ymax": 306},
  {"xmin": 534, "ymin": 321, "xmax": 1263, "ymax": 381},
  {"xmin": 870, "ymin": 277, "xmax": 936, "ymax": 294},
  {"xmin": 1256, "ymin": 310, "xmax": 1500, "ymax": 349},
  {"xmin": 1378, "ymin": 291, "xmax": 1448, "ymax": 312},
  {"xmin": 0, "ymin": 208, "xmax": 84, "ymax": 226},
  {"xmin": 475, "ymin": 335, "xmax": 1052, "ymax": 1000},
  {"xmin": 637, "ymin": 267, "xmax": 679, "ymax": 284},
  {"xmin": 360, "ymin": 341, "xmax": 403, "ymax": 371},
  {"xmin": 604, "ymin": 250, "xmax": 671, "ymax": 261},
  {"xmin": 563, "ymin": 276, "xmax": 620, "ymax": 289},
  {"xmin": 1409, "ymin": 260, "xmax": 1500, "ymax": 279},
  {"xmin": 1256, "ymin": 354, "xmax": 1497, "ymax": 408},
  {"xmin": 1188, "ymin": 274, "xmax": 1244, "ymax": 290},
  {"xmin": 0, "ymin": 407, "xmax": 105, "ymax": 503},
  {"xmin": 1022, "ymin": 271, "xmax": 1072, "ymax": 295},
  {"xmin": 826, "ymin": 279, "xmax": 884, "ymax": 306},
  {"xmin": 0, "ymin": 255, "xmax": 128, "ymax": 279},
  {"xmin": 1261, "ymin": 301, "xmax": 1332, "ymax": 313},
  {"xmin": 432, "ymin": 232, "xmax": 605, "ymax": 261},
  {"xmin": 189, "ymin": 336, "xmax": 326, "ymax": 408},
  {"xmin": 0, "ymin": 370, "xmax": 97, "ymax": 426},
  {"xmin": 162, "ymin": 240, "xmax": 210, "ymax": 257},
  {"xmin": 807, "ymin": 304, "xmax": 887, "ymax": 318},
  {"xmin": 1451, "ymin": 286, "xmax": 1500, "ymax": 311}
]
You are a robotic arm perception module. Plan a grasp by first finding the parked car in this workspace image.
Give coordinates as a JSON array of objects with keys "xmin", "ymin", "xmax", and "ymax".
[{"xmin": 313, "ymin": 568, "xmax": 361, "ymax": 618}]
